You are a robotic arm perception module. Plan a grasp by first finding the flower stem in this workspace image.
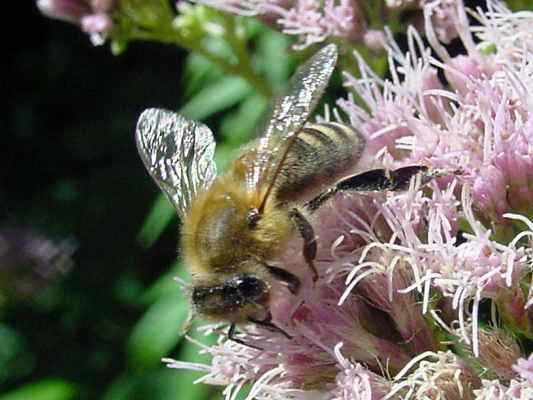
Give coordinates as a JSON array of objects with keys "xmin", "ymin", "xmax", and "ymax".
[
  {"xmin": 127, "ymin": 23, "xmax": 272, "ymax": 99},
  {"xmin": 220, "ymin": 15, "xmax": 272, "ymax": 98}
]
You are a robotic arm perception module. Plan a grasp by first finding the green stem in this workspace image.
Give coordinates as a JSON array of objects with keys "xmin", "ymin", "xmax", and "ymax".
[
  {"xmin": 127, "ymin": 24, "xmax": 271, "ymax": 99},
  {"xmin": 221, "ymin": 15, "xmax": 272, "ymax": 98}
]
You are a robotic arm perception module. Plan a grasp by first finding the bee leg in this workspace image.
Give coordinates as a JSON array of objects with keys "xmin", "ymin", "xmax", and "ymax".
[
  {"xmin": 337, "ymin": 165, "xmax": 429, "ymax": 192},
  {"xmin": 306, "ymin": 165, "xmax": 430, "ymax": 212},
  {"xmin": 248, "ymin": 316, "xmax": 292, "ymax": 339},
  {"xmin": 306, "ymin": 187, "xmax": 337, "ymax": 213},
  {"xmin": 266, "ymin": 265, "xmax": 301, "ymax": 295},
  {"xmin": 227, "ymin": 323, "xmax": 263, "ymax": 350},
  {"xmin": 288, "ymin": 208, "xmax": 319, "ymax": 282}
]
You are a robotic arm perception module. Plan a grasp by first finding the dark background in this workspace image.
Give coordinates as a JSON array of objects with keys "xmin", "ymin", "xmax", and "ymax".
[{"xmin": 4, "ymin": 2, "xmax": 189, "ymax": 398}]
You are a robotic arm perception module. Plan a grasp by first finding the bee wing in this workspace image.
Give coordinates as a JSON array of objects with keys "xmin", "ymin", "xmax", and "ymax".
[
  {"xmin": 135, "ymin": 108, "xmax": 217, "ymax": 218},
  {"xmin": 248, "ymin": 44, "xmax": 339, "ymax": 190}
]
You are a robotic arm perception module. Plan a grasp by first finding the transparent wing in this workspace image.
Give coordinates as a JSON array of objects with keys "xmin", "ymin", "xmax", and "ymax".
[
  {"xmin": 247, "ymin": 44, "xmax": 339, "ymax": 189},
  {"xmin": 135, "ymin": 108, "xmax": 217, "ymax": 218}
]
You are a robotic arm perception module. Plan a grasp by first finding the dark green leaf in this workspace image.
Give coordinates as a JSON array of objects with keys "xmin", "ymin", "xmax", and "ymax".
[
  {"xmin": 137, "ymin": 194, "xmax": 176, "ymax": 248},
  {"xmin": 182, "ymin": 53, "xmax": 224, "ymax": 99},
  {"xmin": 127, "ymin": 291, "xmax": 189, "ymax": 368},
  {"xmin": 0, "ymin": 380, "xmax": 77, "ymax": 400},
  {"xmin": 220, "ymin": 94, "xmax": 268, "ymax": 144},
  {"xmin": 257, "ymin": 31, "xmax": 292, "ymax": 88},
  {"xmin": 141, "ymin": 262, "xmax": 185, "ymax": 305},
  {"xmin": 171, "ymin": 327, "xmax": 217, "ymax": 400},
  {"xmin": 179, "ymin": 77, "xmax": 252, "ymax": 121}
]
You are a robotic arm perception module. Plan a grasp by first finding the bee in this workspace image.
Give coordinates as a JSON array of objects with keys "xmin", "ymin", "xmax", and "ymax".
[{"xmin": 135, "ymin": 44, "xmax": 428, "ymax": 346}]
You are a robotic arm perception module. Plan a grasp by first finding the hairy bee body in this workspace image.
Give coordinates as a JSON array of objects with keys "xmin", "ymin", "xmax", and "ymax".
[
  {"xmin": 274, "ymin": 122, "xmax": 365, "ymax": 203},
  {"xmin": 181, "ymin": 121, "xmax": 364, "ymax": 322}
]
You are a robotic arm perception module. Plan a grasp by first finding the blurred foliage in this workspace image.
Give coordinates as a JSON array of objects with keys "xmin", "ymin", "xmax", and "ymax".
[{"xmin": 0, "ymin": 379, "xmax": 77, "ymax": 400}]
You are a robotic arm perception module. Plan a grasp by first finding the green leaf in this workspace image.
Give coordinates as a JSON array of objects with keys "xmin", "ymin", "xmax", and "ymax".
[
  {"xmin": 215, "ymin": 93, "xmax": 269, "ymax": 170},
  {"xmin": 137, "ymin": 194, "xmax": 176, "ymax": 249},
  {"xmin": 101, "ymin": 374, "xmax": 139, "ymax": 400},
  {"xmin": 220, "ymin": 94, "xmax": 268, "ymax": 144},
  {"xmin": 215, "ymin": 94, "xmax": 268, "ymax": 171},
  {"xmin": 182, "ymin": 53, "xmax": 224, "ymax": 99},
  {"xmin": 0, "ymin": 379, "xmax": 77, "ymax": 400},
  {"xmin": 179, "ymin": 77, "xmax": 253, "ymax": 121},
  {"xmin": 257, "ymin": 31, "xmax": 292, "ymax": 88},
  {"xmin": 110, "ymin": 39, "xmax": 128, "ymax": 55},
  {"xmin": 103, "ymin": 368, "xmax": 211, "ymax": 400},
  {"xmin": 170, "ymin": 327, "xmax": 217, "ymax": 400},
  {"xmin": 0, "ymin": 324, "xmax": 24, "ymax": 377},
  {"xmin": 127, "ymin": 291, "xmax": 189, "ymax": 368},
  {"xmin": 141, "ymin": 262, "xmax": 185, "ymax": 305}
]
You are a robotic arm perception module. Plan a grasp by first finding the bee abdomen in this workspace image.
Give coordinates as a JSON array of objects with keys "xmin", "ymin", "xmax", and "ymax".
[{"xmin": 276, "ymin": 122, "xmax": 366, "ymax": 202}]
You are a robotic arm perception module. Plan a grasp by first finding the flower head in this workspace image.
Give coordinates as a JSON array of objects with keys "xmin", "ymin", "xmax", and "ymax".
[
  {"xmin": 195, "ymin": 0, "xmax": 372, "ymax": 50},
  {"xmin": 513, "ymin": 353, "xmax": 533, "ymax": 385},
  {"xmin": 388, "ymin": 351, "xmax": 479, "ymax": 400},
  {"xmin": 0, "ymin": 225, "xmax": 76, "ymax": 300},
  {"xmin": 37, "ymin": 0, "xmax": 116, "ymax": 45}
]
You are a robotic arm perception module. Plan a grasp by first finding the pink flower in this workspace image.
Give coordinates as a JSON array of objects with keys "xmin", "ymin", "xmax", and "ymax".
[
  {"xmin": 513, "ymin": 354, "xmax": 533, "ymax": 385},
  {"xmin": 477, "ymin": 328, "xmax": 522, "ymax": 380},
  {"xmin": 330, "ymin": 343, "xmax": 392, "ymax": 400},
  {"xmin": 37, "ymin": 0, "xmax": 115, "ymax": 45},
  {"xmin": 0, "ymin": 225, "xmax": 76, "ymax": 299},
  {"xmin": 387, "ymin": 351, "xmax": 479, "ymax": 399},
  {"xmin": 474, "ymin": 378, "xmax": 533, "ymax": 400},
  {"xmin": 423, "ymin": 0, "xmax": 460, "ymax": 44},
  {"xmin": 196, "ymin": 0, "xmax": 366, "ymax": 49},
  {"xmin": 265, "ymin": 0, "xmax": 365, "ymax": 49}
]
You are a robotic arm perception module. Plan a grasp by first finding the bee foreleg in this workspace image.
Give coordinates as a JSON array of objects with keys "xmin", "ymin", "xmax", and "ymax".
[
  {"xmin": 289, "ymin": 208, "xmax": 319, "ymax": 282},
  {"xmin": 248, "ymin": 316, "xmax": 293, "ymax": 339},
  {"xmin": 227, "ymin": 323, "xmax": 263, "ymax": 350},
  {"xmin": 266, "ymin": 265, "xmax": 301, "ymax": 295}
]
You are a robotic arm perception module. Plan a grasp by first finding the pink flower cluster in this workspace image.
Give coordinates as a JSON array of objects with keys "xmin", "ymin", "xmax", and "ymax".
[
  {"xmin": 194, "ymin": 0, "xmax": 372, "ymax": 49},
  {"xmin": 165, "ymin": 1, "xmax": 533, "ymax": 398},
  {"xmin": 0, "ymin": 225, "xmax": 76, "ymax": 299},
  {"xmin": 194, "ymin": 0, "xmax": 465, "ymax": 50},
  {"xmin": 37, "ymin": 0, "xmax": 116, "ymax": 45}
]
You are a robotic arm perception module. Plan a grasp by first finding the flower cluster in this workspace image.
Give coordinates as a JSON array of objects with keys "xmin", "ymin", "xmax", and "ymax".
[
  {"xmin": 165, "ymin": 1, "xmax": 533, "ymax": 399},
  {"xmin": 37, "ymin": 0, "xmax": 116, "ymax": 45},
  {"xmin": 194, "ymin": 0, "xmax": 463, "ymax": 50},
  {"xmin": 0, "ymin": 225, "xmax": 76, "ymax": 300}
]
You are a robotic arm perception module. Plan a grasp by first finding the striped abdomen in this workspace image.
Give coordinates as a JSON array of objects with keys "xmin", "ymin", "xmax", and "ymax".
[{"xmin": 275, "ymin": 122, "xmax": 365, "ymax": 203}]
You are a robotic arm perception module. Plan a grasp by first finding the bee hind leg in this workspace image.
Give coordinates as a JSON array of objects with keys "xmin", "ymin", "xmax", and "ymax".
[
  {"xmin": 227, "ymin": 323, "xmax": 263, "ymax": 350},
  {"xmin": 248, "ymin": 315, "xmax": 292, "ymax": 339},
  {"xmin": 306, "ymin": 165, "xmax": 430, "ymax": 212},
  {"xmin": 337, "ymin": 165, "xmax": 429, "ymax": 193},
  {"xmin": 288, "ymin": 208, "xmax": 319, "ymax": 282}
]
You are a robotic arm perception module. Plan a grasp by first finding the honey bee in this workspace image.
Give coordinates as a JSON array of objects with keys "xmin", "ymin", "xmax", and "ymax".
[{"xmin": 135, "ymin": 44, "xmax": 428, "ymax": 346}]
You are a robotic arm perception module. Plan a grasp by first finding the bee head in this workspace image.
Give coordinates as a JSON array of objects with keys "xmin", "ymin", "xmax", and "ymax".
[{"xmin": 192, "ymin": 274, "xmax": 271, "ymax": 322}]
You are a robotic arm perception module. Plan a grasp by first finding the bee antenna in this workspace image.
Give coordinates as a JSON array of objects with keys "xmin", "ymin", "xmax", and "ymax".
[{"xmin": 258, "ymin": 130, "xmax": 305, "ymax": 214}]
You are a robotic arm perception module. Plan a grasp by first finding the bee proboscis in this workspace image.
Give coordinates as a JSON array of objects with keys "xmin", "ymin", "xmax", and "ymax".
[{"xmin": 135, "ymin": 44, "xmax": 428, "ymax": 347}]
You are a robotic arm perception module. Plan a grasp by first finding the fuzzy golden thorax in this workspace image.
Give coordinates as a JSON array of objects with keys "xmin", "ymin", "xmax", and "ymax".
[
  {"xmin": 181, "ymin": 168, "xmax": 294, "ymax": 322},
  {"xmin": 181, "ymin": 172, "xmax": 293, "ymax": 279}
]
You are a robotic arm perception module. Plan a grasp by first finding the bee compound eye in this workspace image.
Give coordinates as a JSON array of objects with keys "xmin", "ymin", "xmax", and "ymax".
[{"xmin": 237, "ymin": 276, "xmax": 266, "ymax": 300}]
